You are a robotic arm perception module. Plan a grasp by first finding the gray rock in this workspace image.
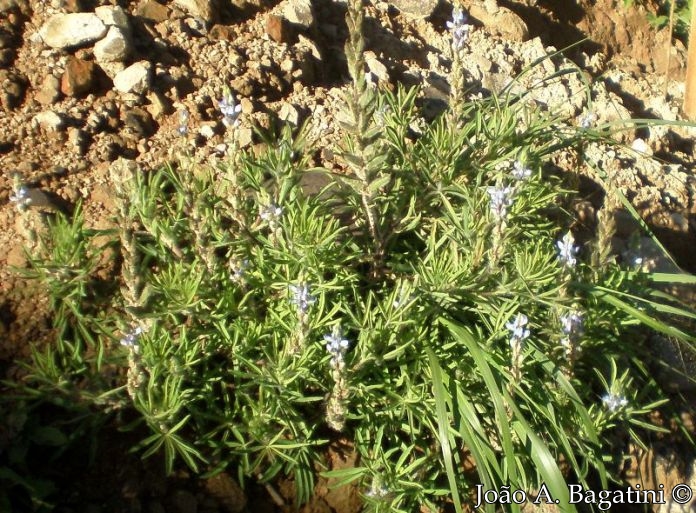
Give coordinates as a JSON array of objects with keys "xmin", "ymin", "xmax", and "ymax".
[
  {"xmin": 94, "ymin": 26, "xmax": 131, "ymax": 63},
  {"xmin": 94, "ymin": 5, "xmax": 130, "ymax": 30},
  {"xmin": 365, "ymin": 52, "xmax": 389, "ymax": 83},
  {"xmin": 174, "ymin": 0, "xmax": 218, "ymax": 24},
  {"xmin": 39, "ymin": 13, "xmax": 107, "ymax": 49},
  {"xmin": 113, "ymin": 61, "xmax": 151, "ymax": 94},
  {"xmin": 390, "ymin": 0, "xmax": 438, "ymax": 18},
  {"xmin": 283, "ymin": 0, "xmax": 313, "ymax": 28}
]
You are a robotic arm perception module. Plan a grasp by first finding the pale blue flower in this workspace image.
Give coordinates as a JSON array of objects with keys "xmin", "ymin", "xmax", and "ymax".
[
  {"xmin": 506, "ymin": 313, "xmax": 530, "ymax": 343},
  {"xmin": 289, "ymin": 283, "xmax": 316, "ymax": 315},
  {"xmin": 10, "ymin": 186, "xmax": 32, "ymax": 210},
  {"xmin": 512, "ymin": 160, "xmax": 531, "ymax": 180},
  {"xmin": 579, "ymin": 112, "xmax": 595, "ymax": 129},
  {"xmin": 230, "ymin": 259, "xmax": 249, "ymax": 283},
  {"xmin": 557, "ymin": 231, "xmax": 579, "ymax": 267},
  {"xmin": 120, "ymin": 326, "xmax": 144, "ymax": 353},
  {"xmin": 260, "ymin": 204, "xmax": 282, "ymax": 224},
  {"xmin": 218, "ymin": 88, "xmax": 242, "ymax": 128},
  {"xmin": 487, "ymin": 185, "xmax": 514, "ymax": 220},
  {"xmin": 560, "ymin": 311, "xmax": 584, "ymax": 337},
  {"xmin": 446, "ymin": 8, "xmax": 470, "ymax": 50},
  {"xmin": 324, "ymin": 325, "xmax": 350, "ymax": 367},
  {"xmin": 602, "ymin": 393, "xmax": 628, "ymax": 413},
  {"xmin": 177, "ymin": 108, "xmax": 189, "ymax": 136}
]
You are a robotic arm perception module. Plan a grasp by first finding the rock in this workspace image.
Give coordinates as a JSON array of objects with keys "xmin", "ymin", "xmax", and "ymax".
[
  {"xmin": 237, "ymin": 127, "xmax": 253, "ymax": 147},
  {"xmin": 203, "ymin": 473, "xmax": 247, "ymax": 513},
  {"xmin": 468, "ymin": 3, "xmax": 529, "ymax": 42},
  {"xmin": 145, "ymin": 90, "xmax": 171, "ymax": 119},
  {"xmin": 278, "ymin": 102, "xmax": 299, "ymax": 125},
  {"xmin": 98, "ymin": 61, "xmax": 126, "ymax": 80},
  {"xmin": 61, "ymin": 57, "xmax": 97, "ymax": 97},
  {"xmin": 113, "ymin": 61, "xmax": 151, "ymax": 94},
  {"xmin": 94, "ymin": 26, "xmax": 131, "ymax": 63},
  {"xmin": 239, "ymin": 97, "xmax": 253, "ymax": 114},
  {"xmin": 199, "ymin": 124, "xmax": 216, "ymax": 139},
  {"xmin": 35, "ymin": 75, "xmax": 61, "ymax": 105},
  {"xmin": 136, "ymin": 0, "xmax": 170, "ymax": 23},
  {"xmin": 34, "ymin": 111, "xmax": 64, "ymax": 131},
  {"xmin": 95, "ymin": 5, "xmax": 130, "ymax": 30},
  {"xmin": 365, "ymin": 52, "xmax": 389, "ymax": 83},
  {"xmin": 390, "ymin": 0, "xmax": 438, "ymax": 18},
  {"xmin": 209, "ymin": 24, "xmax": 234, "ymax": 40},
  {"xmin": 39, "ymin": 13, "xmax": 107, "ymax": 49},
  {"xmin": 183, "ymin": 17, "xmax": 207, "ymax": 36},
  {"xmin": 280, "ymin": 58, "xmax": 294, "ymax": 73},
  {"xmin": 283, "ymin": 0, "xmax": 313, "ymax": 28},
  {"xmin": 123, "ymin": 107, "xmax": 156, "ymax": 137},
  {"xmin": 265, "ymin": 14, "xmax": 292, "ymax": 44},
  {"xmin": 173, "ymin": 0, "xmax": 218, "ymax": 25},
  {"xmin": 0, "ymin": 69, "xmax": 26, "ymax": 110},
  {"xmin": 230, "ymin": 75, "xmax": 254, "ymax": 97}
]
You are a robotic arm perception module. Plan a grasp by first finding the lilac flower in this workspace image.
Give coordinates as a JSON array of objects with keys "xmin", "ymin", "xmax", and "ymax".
[
  {"xmin": 560, "ymin": 311, "xmax": 584, "ymax": 338},
  {"xmin": 557, "ymin": 231, "xmax": 579, "ymax": 267},
  {"xmin": 230, "ymin": 259, "xmax": 249, "ymax": 283},
  {"xmin": 260, "ymin": 204, "xmax": 282, "ymax": 223},
  {"xmin": 120, "ymin": 326, "xmax": 144, "ymax": 353},
  {"xmin": 324, "ymin": 325, "xmax": 350, "ymax": 368},
  {"xmin": 9, "ymin": 186, "xmax": 32, "ymax": 210},
  {"xmin": 506, "ymin": 313, "xmax": 530, "ymax": 344},
  {"xmin": 177, "ymin": 108, "xmax": 190, "ymax": 136},
  {"xmin": 289, "ymin": 283, "xmax": 316, "ymax": 315},
  {"xmin": 579, "ymin": 112, "xmax": 595, "ymax": 129},
  {"xmin": 487, "ymin": 185, "xmax": 514, "ymax": 220},
  {"xmin": 218, "ymin": 88, "xmax": 242, "ymax": 128},
  {"xmin": 446, "ymin": 7, "xmax": 470, "ymax": 50},
  {"xmin": 512, "ymin": 160, "xmax": 532, "ymax": 181},
  {"xmin": 602, "ymin": 393, "xmax": 628, "ymax": 413}
]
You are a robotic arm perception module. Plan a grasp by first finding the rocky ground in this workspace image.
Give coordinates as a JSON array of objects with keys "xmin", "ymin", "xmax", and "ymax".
[{"xmin": 1, "ymin": 0, "xmax": 695, "ymax": 511}]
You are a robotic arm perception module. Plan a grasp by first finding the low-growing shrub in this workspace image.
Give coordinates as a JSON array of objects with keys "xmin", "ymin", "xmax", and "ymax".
[{"xmin": 7, "ymin": 2, "xmax": 696, "ymax": 512}]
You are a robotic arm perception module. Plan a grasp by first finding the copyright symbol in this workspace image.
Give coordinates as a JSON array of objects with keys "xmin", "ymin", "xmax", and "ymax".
[{"xmin": 672, "ymin": 484, "xmax": 693, "ymax": 504}]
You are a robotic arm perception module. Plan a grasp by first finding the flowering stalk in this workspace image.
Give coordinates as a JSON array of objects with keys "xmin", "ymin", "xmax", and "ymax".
[
  {"xmin": 338, "ymin": 0, "xmax": 385, "ymax": 277},
  {"xmin": 556, "ymin": 230, "xmax": 579, "ymax": 298},
  {"xmin": 324, "ymin": 325, "xmax": 350, "ymax": 431},
  {"xmin": 447, "ymin": 6, "xmax": 470, "ymax": 119},
  {"xmin": 487, "ymin": 183, "xmax": 514, "ymax": 269},
  {"xmin": 10, "ymin": 173, "xmax": 39, "ymax": 248},
  {"xmin": 289, "ymin": 282, "xmax": 315, "ymax": 352},
  {"xmin": 111, "ymin": 159, "xmax": 146, "ymax": 313},
  {"xmin": 593, "ymin": 202, "xmax": 617, "ymax": 269},
  {"xmin": 120, "ymin": 325, "xmax": 146, "ymax": 400},
  {"xmin": 506, "ymin": 312, "xmax": 529, "ymax": 385},
  {"xmin": 559, "ymin": 309, "xmax": 584, "ymax": 377}
]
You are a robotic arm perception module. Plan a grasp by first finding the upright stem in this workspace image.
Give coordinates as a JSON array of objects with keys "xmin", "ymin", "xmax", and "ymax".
[
  {"xmin": 344, "ymin": 0, "xmax": 383, "ymax": 274},
  {"xmin": 684, "ymin": 1, "xmax": 696, "ymax": 118}
]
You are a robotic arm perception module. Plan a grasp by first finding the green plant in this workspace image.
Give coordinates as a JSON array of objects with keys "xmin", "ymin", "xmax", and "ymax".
[
  {"xmin": 8, "ymin": 3, "xmax": 696, "ymax": 513},
  {"xmin": 624, "ymin": 0, "xmax": 693, "ymax": 37}
]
